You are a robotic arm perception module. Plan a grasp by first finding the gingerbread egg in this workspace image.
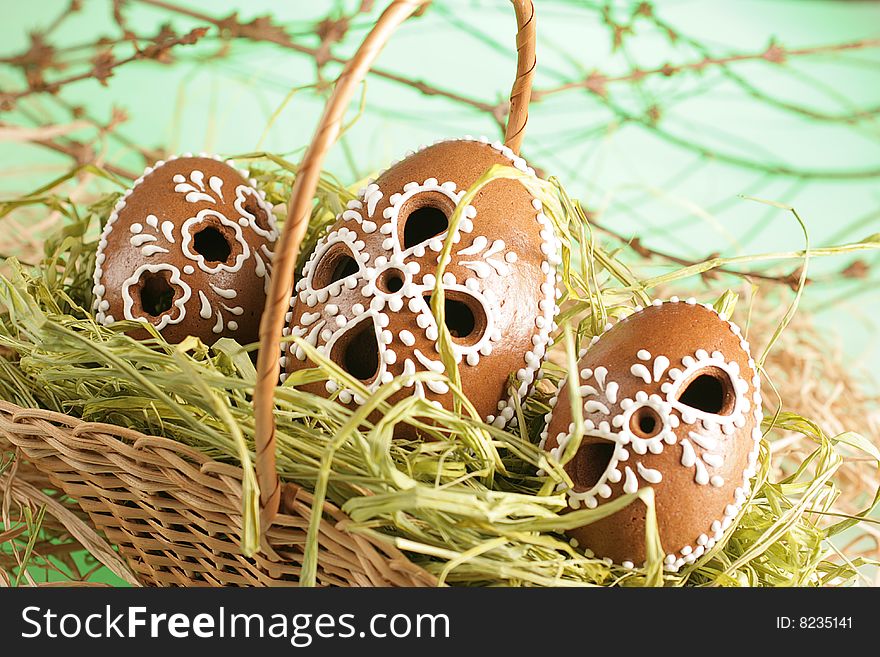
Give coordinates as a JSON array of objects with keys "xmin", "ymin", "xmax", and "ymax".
[
  {"xmin": 283, "ymin": 137, "xmax": 562, "ymax": 429},
  {"xmin": 540, "ymin": 298, "xmax": 763, "ymax": 571},
  {"xmin": 92, "ymin": 155, "xmax": 277, "ymax": 345}
]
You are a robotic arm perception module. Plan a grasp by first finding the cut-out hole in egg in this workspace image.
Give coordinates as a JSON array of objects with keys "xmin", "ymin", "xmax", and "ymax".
[
  {"xmin": 313, "ymin": 244, "xmax": 360, "ymax": 289},
  {"xmin": 423, "ymin": 291, "xmax": 487, "ymax": 346},
  {"xmin": 630, "ymin": 406, "xmax": 662, "ymax": 438},
  {"xmin": 331, "ymin": 320, "xmax": 380, "ymax": 382},
  {"xmin": 330, "ymin": 256, "xmax": 359, "ymax": 284},
  {"xmin": 571, "ymin": 441, "xmax": 615, "ymax": 490},
  {"xmin": 139, "ymin": 271, "xmax": 175, "ymax": 317},
  {"xmin": 243, "ymin": 195, "xmax": 271, "ymax": 232},
  {"xmin": 677, "ymin": 368, "xmax": 735, "ymax": 415},
  {"xmin": 403, "ymin": 205, "xmax": 448, "ymax": 249},
  {"xmin": 378, "ymin": 268, "xmax": 405, "ymax": 293},
  {"xmin": 193, "ymin": 226, "xmax": 232, "ymax": 264}
]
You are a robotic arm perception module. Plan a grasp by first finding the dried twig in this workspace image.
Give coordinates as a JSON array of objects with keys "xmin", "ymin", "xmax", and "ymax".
[
  {"xmin": 533, "ymin": 38, "xmax": 880, "ymax": 100},
  {"xmin": 0, "ymin": 26, "xmax": 209, "ymax": 110},
  {"xmin": 136, "ymin": 0, "xmax": 499, "ymax": 115},
  {"xmin": 592, "ymin": 218, "xmax": 810, "ymax": 290}
]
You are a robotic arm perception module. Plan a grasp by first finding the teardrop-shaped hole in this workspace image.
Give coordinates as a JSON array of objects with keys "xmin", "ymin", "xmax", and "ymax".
[
  {"xmin": 677, "ymin": 367, "xmax": 735, "ymax": 415},
  {"xmin": 242, "ymin": 193, "xmax": 271, "ymax": 232},
  {"xmin": 403, "ymin": 205, "xmax": 448, "ymax": 249},
  {"xmin": 570, "ymin": 441, "xmax": 615, "ymax": 490},
  {"xmin": 423, "ymin": 291, "xmax": 487, "ymax": 346},
  {"xmin": 312, "ymin": 243, "xmax": 360, "ymax": 289},
  {"xmin": 330, "ymin": 320, "xmax": 380, "ymax": 382}
]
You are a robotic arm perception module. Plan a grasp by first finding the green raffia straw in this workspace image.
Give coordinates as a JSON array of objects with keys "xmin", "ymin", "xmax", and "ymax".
[
  {"xmin": 0, "ymin": 154, "xmax": 878, "ymax": 586},
  {"xmin": 173, "ymin": 351, "xmax": 261, "ymax": 557},
  {"xmin": 12, "ymin": 504, "xmax": 47, "ymax": 587},
  {"xmin": 557, "ymin": 326, "xmax": 584, "ymax": 470}
]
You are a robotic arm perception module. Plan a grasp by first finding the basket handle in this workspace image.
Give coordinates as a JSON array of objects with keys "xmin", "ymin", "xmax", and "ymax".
[{"xmin": 253, "ymin": 0, "xmax": 537, "ymax": 532}]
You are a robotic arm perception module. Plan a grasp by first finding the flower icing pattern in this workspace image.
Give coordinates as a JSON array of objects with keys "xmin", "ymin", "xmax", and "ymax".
[
  {"xmin": 540, "ymin": 298, "xmax": 763, "ymax": 571},
  {"xmin": 284, "ymin": 137, "xmax": 562, "ymax": 427},
  {"xmin": 92, "ymin": 154, "xmax": 277, "ymax": 343}
]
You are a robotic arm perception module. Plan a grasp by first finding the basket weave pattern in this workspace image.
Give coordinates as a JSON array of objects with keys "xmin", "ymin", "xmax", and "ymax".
[
  {"xmin": 0, "ymin": 0, "xmax": 535, "ymax": 587},
  {"xmin": 0, "ymin": 401, "xmax": 434, "ymax": 586}
]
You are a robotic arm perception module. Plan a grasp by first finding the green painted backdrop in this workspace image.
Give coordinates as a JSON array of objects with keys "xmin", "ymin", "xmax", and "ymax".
[
  {"xmin": 3, "ymin": 0, "xmax": 879, "ymax": 366},
  {"xmin": 1, "ymin": 0, "xmax": 879, "ymax": 584}
]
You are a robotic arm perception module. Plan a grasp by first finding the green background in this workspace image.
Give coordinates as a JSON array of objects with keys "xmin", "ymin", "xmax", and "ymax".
[
  {"xmin": 1, "ymin": 0, "xmax": 878, "ymax": 585},
  {"xmin": 3, "ymin": 0, "xmax": 879, "ymax": 366}
]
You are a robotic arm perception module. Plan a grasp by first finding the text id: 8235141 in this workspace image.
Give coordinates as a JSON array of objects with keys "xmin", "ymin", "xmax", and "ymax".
[{"xmin": 776, "ymin": 617, "xmax": 852, "ymax": 630}]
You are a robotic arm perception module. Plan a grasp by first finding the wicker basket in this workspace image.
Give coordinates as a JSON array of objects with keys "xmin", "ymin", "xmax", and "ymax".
[{"xmin": 0, "ymin": 0, "xmax": 537, "ymax": 587}]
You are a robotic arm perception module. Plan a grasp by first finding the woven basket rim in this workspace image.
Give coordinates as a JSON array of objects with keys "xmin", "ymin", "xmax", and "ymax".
[
  {"xmin": 1, "ymin": 0, "xmax": 537, "ymax": 587},
  {"xmin": 0, "ymin": 399, "xmax": 438, "ymax": 587}
]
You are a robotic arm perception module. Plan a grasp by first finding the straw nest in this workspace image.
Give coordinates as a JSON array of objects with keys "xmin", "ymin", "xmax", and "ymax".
[{"xmin": 0, "ymin": 155, "xmax": 878, "ymax": 587}]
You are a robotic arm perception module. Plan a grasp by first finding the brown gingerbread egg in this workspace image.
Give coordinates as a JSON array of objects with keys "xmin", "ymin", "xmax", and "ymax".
[
  {"xmin": 92, "ymin": 155, "xmax": 277, "ymax": 345},
  {"xmin": 540, "ymin": 298, "xmax": 763, "ymax": 571},
  {"xmin": 283, "ymin": 137, "xmax": 562, "ymax": 429}
]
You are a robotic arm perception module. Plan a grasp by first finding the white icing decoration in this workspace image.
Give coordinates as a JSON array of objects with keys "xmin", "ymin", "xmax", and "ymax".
[
  {"xmin": 285, "ymin": 138, "xmax": 560, "ymax": 422},
  {"xmin": 623, "ymin": 466, "xmax": 638, "ymax": 494},
  {"xmin": 234, "ymin": 184, "xmax": 277, "ymax": 240},
  {"xmin": 538, "ymin": 299, "xmax": 764, "ymax": 570},
  {"xmin": 198, "ymin": 291, "xmax": 212, "ymax": 319},
  {"xmin": 180, "ymin": 209, "xmax": 250, "ymax": 274},
  {"xmin": 630, "ymin": 363, "xmax": 651, "ymax": 384},
  {"xmin": 120, "ymin": 264, "xmax": 191, "ymax": 331},
  {"xmin": 653, "ymin": 355, "xmax": 670, "ymax": 382},
  {"xmin": 460, "ymin": 238, "xmax": 511, "ymax": 278},
  {"xmin": 127, "ymin": 214, "xmax": 175, "ymax": 258},
  {"xmin": 130, "ymin": 234, "xmax": 156, "ymax": 247},
  {"xmin": 161, "ymin": 220, "xmax": 176, "ymax": 243},
  {"xmin": 637, "ymin": 462, "xmax": 662, "ymax": 484},
  {"xmin": 92, "ymin": 154, "xmax": 278, "ymax": 336},
  {"xmin": 363, "ymin": 183, "xmax": 383, "ymax": 217},
  {"xmin": 174, "ymin": 169, "xmax": 215, "ymax": 204},
  {"xmin": 209, "ymin": 284, "xmax": 237, "ymax": 299},
  {"xmin": 209, "ymin": 176, "xmax": 224, "ymax": 201}
]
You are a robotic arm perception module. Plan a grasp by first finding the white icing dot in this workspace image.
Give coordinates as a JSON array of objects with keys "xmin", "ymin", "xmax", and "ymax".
[{"xmin": 630, "ymin": 363, "xmax": 651, "ymax": 384}]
